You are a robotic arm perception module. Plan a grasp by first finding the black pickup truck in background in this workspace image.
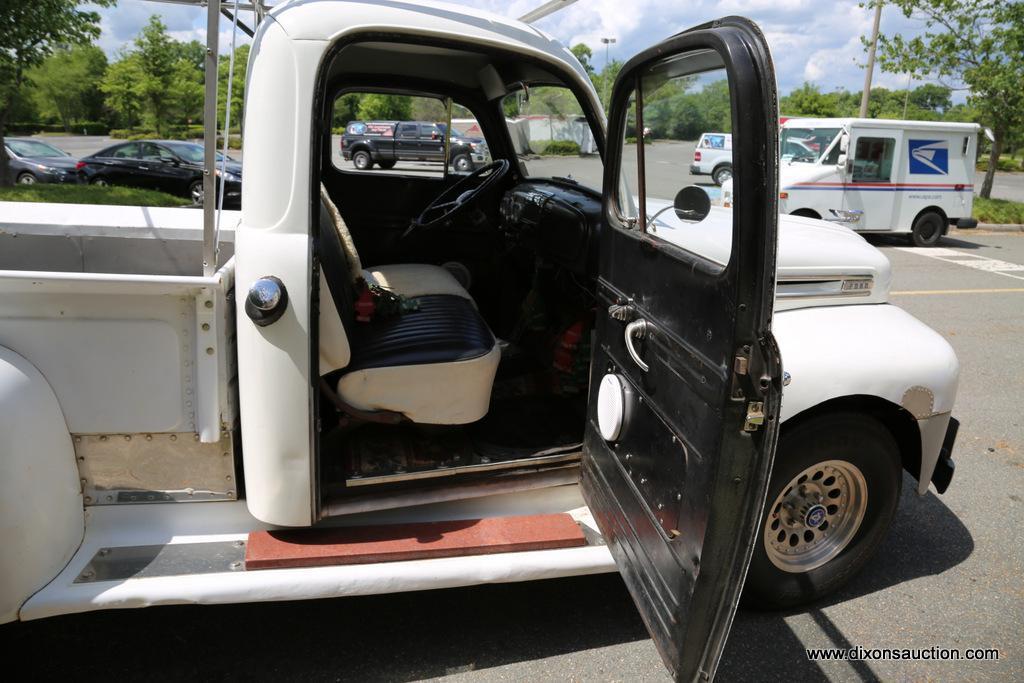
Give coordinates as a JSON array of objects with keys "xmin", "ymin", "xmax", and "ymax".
[{"xmin": 340, "ymin": 120, "xmax": 488, "ymax": 172}]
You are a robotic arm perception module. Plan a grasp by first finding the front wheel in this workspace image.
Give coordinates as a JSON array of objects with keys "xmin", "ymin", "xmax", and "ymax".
[
  {"xmin": 744, "ymin": 413, "xmax": 902, "ymax": 609},
  {"xmin": 189, "ymin": 180, "xmax": 204, "ymax": 206},
  {"xmin": 712, "ymin": 164, "xmax": 732, "ymax": 186},
  {"xmin": 912, "ymin": 211, "xmax": 945, "ymax": 247},
  {"xmin": 16, "ymin": 172, "xmax": 37, "ymax": 185},
  {"xmin": 89, "ymin": 177, "xmax": 109, "ymax": 187},
  {"xmin": 451, "ymin": 153, "xmax": 473, "ymax": 173}
]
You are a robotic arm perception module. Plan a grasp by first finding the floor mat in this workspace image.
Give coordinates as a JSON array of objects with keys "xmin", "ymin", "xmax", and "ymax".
[{"xmin": 470, "ymin": 395, "xmax": 584, "ymax": 461}]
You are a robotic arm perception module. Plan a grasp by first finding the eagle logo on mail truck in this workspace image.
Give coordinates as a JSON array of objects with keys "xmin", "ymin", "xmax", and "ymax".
[{"xmin": 908, "ymin": 139, "xmax": 949, "ymax": 175}]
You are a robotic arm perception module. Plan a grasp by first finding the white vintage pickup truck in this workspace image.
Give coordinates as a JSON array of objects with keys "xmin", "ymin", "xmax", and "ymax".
[{"xmin": 0, "ymin": 2, "xmax": 960, "ymax": 679}]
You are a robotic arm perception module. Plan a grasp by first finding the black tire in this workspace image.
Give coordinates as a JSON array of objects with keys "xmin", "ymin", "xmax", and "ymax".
[
  {"xmin": 790, "ymin": 208, "xmax": 821, "ymax": 220},
  {"xmin": 353, "ymin": 151, "xmax": 373, "ymax": 170},
  {"xmin": 452, "ymin": 153, "xmax": 473, "ymax": 173},
  {"xmin": 912, "ymin": 210, "xmax": 945, "ymax": 247},
  {"xmin": 189, "ymin": 180, "xmax": 204, "ymax": 206},
  {"xmin": 16, "ymin": 172, "xmax": 37, "ymax": 185},
  {"xmin": 744, "ymin": 413, "xmax": 902, "ymax": 609},
  {"xmin": 377, "ymin": 159, "xmax": 396, "ymax": 170},
  {"xmin": 712, "ymin": 164, "xmax": 732, "ymax": 186}
]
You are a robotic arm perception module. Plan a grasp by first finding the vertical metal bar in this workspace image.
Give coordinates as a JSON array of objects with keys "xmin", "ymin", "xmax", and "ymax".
[
  {"xmin": 202, "ymin": 0, "xmax": 220, "ymax": 276},
  {"xmin": 635, "ymin": 75, "xmax": 647, "ymax": 230}
]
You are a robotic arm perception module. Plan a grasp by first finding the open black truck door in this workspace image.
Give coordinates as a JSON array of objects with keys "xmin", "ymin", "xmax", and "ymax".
[{"xmin": 582, "ymin": 17, "xmax": 783, "ymax": 682}]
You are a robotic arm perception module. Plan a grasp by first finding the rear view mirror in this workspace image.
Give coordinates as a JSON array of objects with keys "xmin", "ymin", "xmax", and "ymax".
[
  {"xmin": 839, "ymin": 133, "xmax": 849, "ymax": 153},
  {"xmin": 673, "ymin": 186, "xmax": 711, "ymax": 222}
]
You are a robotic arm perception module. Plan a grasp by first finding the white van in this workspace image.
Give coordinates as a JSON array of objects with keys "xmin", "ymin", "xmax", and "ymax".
[
  {"xmin": 775, "ymin": 118, "xmax": 979, "ymax": 246},
  {"xmin": 690, "ymin": 132, "xmax": 733, "ymax": 184}
]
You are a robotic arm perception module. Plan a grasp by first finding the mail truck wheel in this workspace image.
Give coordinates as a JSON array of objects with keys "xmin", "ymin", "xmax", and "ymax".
[
  {"xmin": 912, "ymin": 210, "xmax": 945, "ymax": 247},
  {"xmin": 712, "ymin": 164, "xmax": 732, "ymax": 186},
  {"xmin": 353, "ymin": 151, "xmax": 373, "ymax": 170},
  {"xmin": 744, "ymin": 413, "xmax": 902, "ymax": 609}
]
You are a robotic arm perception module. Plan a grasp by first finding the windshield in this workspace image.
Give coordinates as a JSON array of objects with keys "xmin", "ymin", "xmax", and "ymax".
[
  {"xmin": 500, "ymin": 85, "xmax": 603, "ymax": 190},
  {"xmin": 7, "ymin": 140, "xmax": 68, "ymax": 158},
  {"xmin": 780, "ymin": 127, "xmax": 842, "ymax": 164},
  {"xmin": 163, "ymin": 142, "xmax": 232, "ymax": 164}
]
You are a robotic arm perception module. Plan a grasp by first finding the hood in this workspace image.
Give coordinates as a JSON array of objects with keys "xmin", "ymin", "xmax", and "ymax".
[
  {"xmin": 646, "ymin": 200, "xmax": 891, "ymax": 311},
  {"xmin": 20, "ymin": 155, "xmax": 79, "ymax": 170}
]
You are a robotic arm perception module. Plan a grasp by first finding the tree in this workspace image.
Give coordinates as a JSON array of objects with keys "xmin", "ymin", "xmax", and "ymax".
[
  {"xmin": 29, "ymin": 45, "xmax": 108, "ymax": 132},
  {"xmin": 570, "ymin": 43, "xmax": 595, "ymax": 76},
  {"xmin": 217, "ymin": 45, "xmax": 249, "ymax": 132},
  {"xmin": 874, "ymin": 0, "xmax": 1024, "ymax": 198},
  {"xmin": 357, "ymin": 94, "xmax": 412, "ymax": 121},
  {"xmin": 133, "ymin": 16, "xmax": 182, "ymax": 135},
  {"xmin": 0, "ymin": 0, "xmax": 114, "ymax": 185},
  {"xmin": 101, "ymin": 53, "xmax": 145, "ymax": 129},
  {"xmin": 780, "ymin": 83, "xmax": 839, "ymax": 118}
]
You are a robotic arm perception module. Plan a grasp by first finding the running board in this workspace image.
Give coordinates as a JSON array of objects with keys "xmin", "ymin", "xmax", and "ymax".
[{"xmin": 245, "ymin": 513, "xmax": 587, "ymax": 570}]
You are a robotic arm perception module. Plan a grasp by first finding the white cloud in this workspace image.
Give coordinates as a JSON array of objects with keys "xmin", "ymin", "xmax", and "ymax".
[{"xmin": 94, "ymin": 0, "xmax": 943, "ymax": 96}]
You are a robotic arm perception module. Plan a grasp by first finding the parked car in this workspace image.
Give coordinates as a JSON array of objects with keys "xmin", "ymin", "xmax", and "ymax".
[
  {"xmin": 76, "ymin": 140, "xmax": 242, "ymax": 207},
  {"xmin": 689, "ymin": 132, "xmax": 733, "ymax": 185},
  {"xmin": 341, "ymin": 120, "xmax": 486, "ymax": 172},
  {"xmin": 3, "ymin": 138, "xmax": 80, "ymax": 185}
]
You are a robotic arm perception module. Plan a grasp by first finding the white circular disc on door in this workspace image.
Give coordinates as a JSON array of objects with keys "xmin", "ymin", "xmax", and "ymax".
[{"xmin": 597, "ymin": 373, "xmax": 627, "ymax": 441}]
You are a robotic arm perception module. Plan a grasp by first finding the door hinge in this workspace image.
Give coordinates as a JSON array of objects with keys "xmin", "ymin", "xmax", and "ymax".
[{"xmin": 743, "ymin": 401, "xmax": 765, "ymax": 432}]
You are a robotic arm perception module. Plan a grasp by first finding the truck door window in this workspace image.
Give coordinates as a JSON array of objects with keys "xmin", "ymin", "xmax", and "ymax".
[
  {"xmin": 332, "ymin": 91, "xmax": 454, "ymax": 178},
  {"xmin": 619, "ymin": 56, "xmax": 735, "ymax": 266},
  {"xmin": 852, "ymin": 136, "xmax": 895, "ymax": 182}
]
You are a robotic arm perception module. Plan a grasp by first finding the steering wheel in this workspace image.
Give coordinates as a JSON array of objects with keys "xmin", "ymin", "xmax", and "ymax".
[{"xmin": 405, "ymin": 159, "xmax": 510, "ymax": 238}]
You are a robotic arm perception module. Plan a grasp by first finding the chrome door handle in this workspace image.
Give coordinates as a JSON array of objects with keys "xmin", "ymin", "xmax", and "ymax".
[{"xmin": 624, "ymin": 319, "xmax": 650, "ymax": 372}]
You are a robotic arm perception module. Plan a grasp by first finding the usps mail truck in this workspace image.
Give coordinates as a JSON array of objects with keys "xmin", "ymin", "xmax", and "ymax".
[{"xmin": 774, "ymin": 118, "xmax": 980, "ymax": 246}]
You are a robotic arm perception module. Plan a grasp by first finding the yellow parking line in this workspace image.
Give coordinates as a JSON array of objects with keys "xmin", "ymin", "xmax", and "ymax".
[{"xmin": 891, "ymin": 288, "xmax": 1024, "ymax": 296}]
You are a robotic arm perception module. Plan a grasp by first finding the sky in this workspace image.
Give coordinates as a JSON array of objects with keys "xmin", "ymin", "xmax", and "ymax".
[{"xmin": 93, "ymin": 0, "xmax": 943, "ymax": 97}]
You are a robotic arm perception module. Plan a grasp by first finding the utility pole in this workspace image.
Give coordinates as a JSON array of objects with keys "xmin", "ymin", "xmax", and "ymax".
[
  {"xmin": 859, "ymin": 0, "xmax": 883, "ymax": 118},
  {"xmin": 601, "ymin": 37, "xmax": 616, "ymax": 108}
]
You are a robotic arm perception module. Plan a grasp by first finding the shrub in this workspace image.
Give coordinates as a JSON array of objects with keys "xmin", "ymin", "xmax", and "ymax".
[
  {"xmin": 7, "ymin": 122, "xmax": 109, "ymax": 135},
  {"xmin": 537, "ymin": 139, "xmax": 581, "ymax": 156}
]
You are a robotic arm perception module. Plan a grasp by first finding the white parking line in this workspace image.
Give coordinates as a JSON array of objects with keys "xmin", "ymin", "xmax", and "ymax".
[{"xmin": 895, "ymin": 247, "xmax": 1024, "ymax": 281}]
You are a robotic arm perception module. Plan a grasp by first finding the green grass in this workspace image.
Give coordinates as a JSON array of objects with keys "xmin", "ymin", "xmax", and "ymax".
[
  {"xmin": 0, "ymin": 184, "xmax": 191, "ymax": 207},
  {"xmin": 973, "ymin": 197, "xmax": 1024, "ymax": 225}
]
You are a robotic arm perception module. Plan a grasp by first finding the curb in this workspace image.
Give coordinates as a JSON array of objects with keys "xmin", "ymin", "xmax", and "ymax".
[{"xmin": 970, "ymin": 223, "xmax": 1024, "ymax": 233}]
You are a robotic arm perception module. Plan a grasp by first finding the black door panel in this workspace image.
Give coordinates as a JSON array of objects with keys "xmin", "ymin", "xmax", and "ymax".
[{"xmin": 583, "ymin": 17, "xmax": 782, "ymax": 681}]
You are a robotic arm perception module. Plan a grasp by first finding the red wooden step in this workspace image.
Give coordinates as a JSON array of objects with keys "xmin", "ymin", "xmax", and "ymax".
[{"xmin": 245, "ymin": 513, "xmax": 586, "ymax": 570}]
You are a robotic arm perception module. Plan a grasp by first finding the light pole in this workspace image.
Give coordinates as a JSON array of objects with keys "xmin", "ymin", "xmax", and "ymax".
[
  {"xmin": 600, "ymin": 37, "xmax": 616, "ymax": 108},
  {"xmin": 859, "ymin": 0, "xmax": 883, "ymax": 118}
]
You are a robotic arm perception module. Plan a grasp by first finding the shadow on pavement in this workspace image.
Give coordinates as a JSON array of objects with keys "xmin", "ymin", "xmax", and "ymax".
[{"xmin": 3, "ymin": 478, "xmax": 971, "ymax": 682}]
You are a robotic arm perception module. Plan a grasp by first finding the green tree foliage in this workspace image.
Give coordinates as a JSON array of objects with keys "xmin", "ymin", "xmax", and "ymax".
[
  {"xmin": 101, "ymin": 53, "xmax": 145, "ymax": 129},
  {"xmin": 28, "ymin": 45, "xmax": 108, "ymax": 132},
  {"xmin": 570, "ymin": 43, "xmax": 595, "ymax": 76},
  {"xmin": 357, "ymin": 94, "xmax": 412, "ymax": 121},
  {"xmin": 780, "ymin": 83, "xmax": 839, "ymax": 117},
  {"xmin": 873, "ymin": 0, "xmax": 1024, "ymax": 198},
  {"xmin": 217, "ymin": 45, "xmax": 249, "ymax": 130},
  {"xmin": 0, "ymin": 0, "xmax": 114, "ymax": 185}
]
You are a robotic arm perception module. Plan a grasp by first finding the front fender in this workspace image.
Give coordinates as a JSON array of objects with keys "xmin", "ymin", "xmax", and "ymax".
[
  {"xmin": 0, "ymin": 347, "xmax": 84, "ymax": 623},
  {"xmin": 775, "ymin": 304, "xmax": 959, "ymax": 494}
]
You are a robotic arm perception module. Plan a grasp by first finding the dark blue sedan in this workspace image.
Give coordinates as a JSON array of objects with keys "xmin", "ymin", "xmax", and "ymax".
[
  {"xmin": 4, "ymin": 138, "xmax": 81, "ymax": 184},
  {"xmin": 76, "ymin": 140, "xmax": 241, "ymax": 208}
]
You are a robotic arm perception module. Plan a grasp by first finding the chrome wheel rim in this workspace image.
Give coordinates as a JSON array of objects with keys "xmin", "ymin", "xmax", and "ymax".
[
  {"xmin": 354, "ymin": 154, "xmax": 369, "ymax": 169},
  {"xmin": 92, "ymin": 178, "xmax": 108, "ymax": 187},
  {"xmin": 190, "ymin": 183, "xmax": 203, "ymax": 205},
  {"xmin": 715, "ymin": 168, "xmax": 732, "ymax": 183},
  {"xmin": 18, "ymin": 174, "xmax": 36, "ymax": 184},
  {"xmin": 764, "ymin": 459, "xmax": 868, "ymax": 573},
  {"xmin": 455, "ymin": 156, "xmax": 470, "ymax": 172}
]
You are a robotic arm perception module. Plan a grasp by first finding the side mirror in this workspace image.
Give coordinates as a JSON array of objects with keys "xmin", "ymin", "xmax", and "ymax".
[
  {"xmin": 839, "ymin": 134, "xmax": 849, "ymax": 153},
  {"xmin": 836, "ymin": 153, "xmax": 847, "ymax": 167},
  {"xmin": 673, "ymin": 186, "xmax": 711, "ymax": 222}
]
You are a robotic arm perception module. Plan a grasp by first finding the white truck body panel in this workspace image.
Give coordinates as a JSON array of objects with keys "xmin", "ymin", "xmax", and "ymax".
[{"xmin": 779, "ymin": 117, "xmax": 979, "ymax": 233}]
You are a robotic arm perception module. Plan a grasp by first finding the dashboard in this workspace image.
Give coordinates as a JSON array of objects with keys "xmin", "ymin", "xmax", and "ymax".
[{"xmin": 498, "ymin": 180, "xmax": 602, "ymax": 275}]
